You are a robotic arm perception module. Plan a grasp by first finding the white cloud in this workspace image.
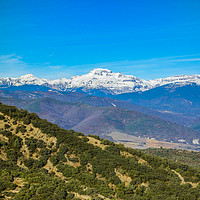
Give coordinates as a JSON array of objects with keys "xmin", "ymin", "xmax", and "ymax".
[
  {"xmin": 170, "ymin": 58, "xmax": 200, "ymax": 62},
  {"xmin": 0, "ymin": 54, "xmax": 23, "ymax": 64},
  {"xmin": 0, "ymin": 54, "xmax": 29, "ymax": 77}
]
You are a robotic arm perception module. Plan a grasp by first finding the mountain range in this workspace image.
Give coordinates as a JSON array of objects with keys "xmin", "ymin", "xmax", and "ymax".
[
  {"xmin": 1, "ymin": 68, "xmax": 200, "ymax": 94},
  {"xmin": 1, "ymin": 69, "xmax": 200, "ymax": 150}
]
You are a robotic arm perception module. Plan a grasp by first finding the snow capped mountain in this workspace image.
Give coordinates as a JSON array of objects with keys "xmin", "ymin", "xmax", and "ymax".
[
  {"xmin": 1, "ymin": 68, "xmax": 200, "ymax": 94},
  {"xmin": 0, "ymin": 74, "xmax": 48, "ymax": 87},
  {"xmin": 55, "ymin": 68, "xmax": 148, "ymax": 93},
  {"xmin": 149, "ymin": 75, "xmax": 200, "ymax": 88}
]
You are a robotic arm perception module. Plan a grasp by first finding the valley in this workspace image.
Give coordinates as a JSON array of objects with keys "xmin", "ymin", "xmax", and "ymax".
[{"xmin": 109, "ymin": 131, "xmax": 200, "ymax": 151}]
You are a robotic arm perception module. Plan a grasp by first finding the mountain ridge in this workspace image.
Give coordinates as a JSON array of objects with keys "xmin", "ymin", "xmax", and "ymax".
[{"xmin": 1, "ymin": 68, "xmax": 200, "ymax": 94}]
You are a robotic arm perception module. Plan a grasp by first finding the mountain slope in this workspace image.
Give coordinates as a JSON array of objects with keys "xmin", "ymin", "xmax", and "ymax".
[
  {"xmin": 116, "ymin": 83, "xmax": 200, "ymax": 120},
  {"xmin": 0, "ymin": 97, "xmax": 200, "ymax": 147},
  {"xmin": 1, "ymin": 102, "xmax": 200, "ymax": 199},
  {"xmin": 188, "ymin": 118, "xmax": 200, "ymax": 132},
  {"xmin": 0, "ymin": 89, "xmax": 195, "ymax": 126},
  {"xmin": 144, "ymin": 148, "xmax": 200, "ymax": 170}
]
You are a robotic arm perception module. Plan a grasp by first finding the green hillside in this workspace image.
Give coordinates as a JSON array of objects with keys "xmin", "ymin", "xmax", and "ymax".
[
  {"xmin": 0, "ymin": 102, "xmax": 200, "ymax": 200},
  {"xmin": 144, "ymin": 148, "xmax": 200, "ymax": 170}
]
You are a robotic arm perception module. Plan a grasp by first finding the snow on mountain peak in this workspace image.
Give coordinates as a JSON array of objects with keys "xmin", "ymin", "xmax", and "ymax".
[
  {"xmin": 0, "ymin": 74, "xmax": 49, "ymax": 87},
  {"xmin": 148, "ymin": 74, "xmax": 200, "ymax": 88},
  {"xmin": 0, "ymin": 69, "xmax": 200, "ymax": 94},
  {"xmin": 89, "ymin": 68, "xmax": 112, "ymax": 75},
  {"xmin": 63, "ymin": 68, "xmax": 146, "ymax": 93},
  {"xmin": 19, "ymin": 74, "xmax": 35, "ymax": 79}
]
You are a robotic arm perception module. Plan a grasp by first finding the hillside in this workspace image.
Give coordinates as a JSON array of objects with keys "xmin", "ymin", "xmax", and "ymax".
[
  {"xmin": 0, "ymin": 89, "xmax": 194, "ymax": 126},
  {"xmin": 144, "ymin": 148, "xmax": 200, "ymax": 170},
  {"xmin": 1, "ymin": 102, "xmax": 200, "ymax": 199},
  {"xmin": 0, "ymin": 96, "xmax": 200, "ymax": 148},
  {"xmin": 116, "ymin": 83, "xmax": 200, "ymax": 122},
  {"xmin": 188, "ymin": 118, "xmax": 200, "ymax": 132}
]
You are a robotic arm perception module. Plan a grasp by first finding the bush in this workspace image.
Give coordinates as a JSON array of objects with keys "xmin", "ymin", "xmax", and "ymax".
[
  {"xmin": 68, "ymin": 157, "xmax": 79, "ymax": 162},
  {"xmin": 4, "ymin": 124, "xmax": 11, "ymax": 129},
  {"xmin": 50, "ymin": 156, "xmax": 59, "ymax": 166},
  {"xmin": 66, "ymin": 193, "xmax": 74, "ymax": 199},
  {"xmin": 88, "ymin": 134, "xmax": 100, "ymax": 140},
  {"xmin": 0, "ymin": 114, "xmax": 5, "ymax": 120}
]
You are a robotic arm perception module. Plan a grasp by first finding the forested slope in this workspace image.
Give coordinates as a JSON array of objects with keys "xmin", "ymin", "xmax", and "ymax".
[
  {"xmin": 0, "ymin": 102, "xmax": 200, "ymax": 199},
  {"xmin": 144, "ymin": 148, "xmax": 200, "ymax": 170}
]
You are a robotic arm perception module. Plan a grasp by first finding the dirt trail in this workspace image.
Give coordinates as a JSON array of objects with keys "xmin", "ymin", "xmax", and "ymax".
[
  {"xmin": 87, "ymin": 136, "xmax": 107, "ymax": 150},
  {"xmin": 172, "ymin": 170, "xmax": 199, "ymax": 188},
  {"xmin": 44, "ymin": 159, "xmax": 67, "ymax": 180},
  {"xmin": 74, "ymin": 193, "xmax": 91, "ymax": 200},
  {"xmin": 115, "ymin": 168, "xmax": 132, "ymax": 186}
]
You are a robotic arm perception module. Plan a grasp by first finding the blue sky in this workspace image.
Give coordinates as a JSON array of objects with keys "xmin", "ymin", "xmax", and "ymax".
[{"xmin": 0, "ymin": 0, "xmax": 200, "ymax": 80}]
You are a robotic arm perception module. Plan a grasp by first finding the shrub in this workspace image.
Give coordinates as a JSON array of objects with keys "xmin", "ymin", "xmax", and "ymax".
[{"xmin": 0, "ymin": 114, "xmax": 5, "ymax": 120}]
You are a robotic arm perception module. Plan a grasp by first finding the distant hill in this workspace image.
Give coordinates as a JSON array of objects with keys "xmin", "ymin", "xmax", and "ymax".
[
  {"xmin": 1, "ymin": 102, "xmax": 200, "ymax": 199},
  {"xmin": 0, "ymin": 96, "xmax": 200, "ymax": 148},
  {"xmin": 0, "ymin": 89, "xmax": 194, "ymax": 126},
  {"xmin": 116, "ymin": 83, "xmax": 200, "ymax": 123},
  {"xmin": 188, "ymin": 118, "xmax": 200, "ymax": 132}
]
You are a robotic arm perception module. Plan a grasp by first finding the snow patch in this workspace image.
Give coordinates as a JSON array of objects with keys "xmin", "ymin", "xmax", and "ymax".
[
  {"xmin": 111, "ymin": 103, "xmax": 116, "ymax": 107},
  {"xmin": 192, "ymin": 139, "xmax": 199, "ymax": 145},
  {"xmin": 178, "ymin": 139, "xmax": 186, "ymax": 143}
]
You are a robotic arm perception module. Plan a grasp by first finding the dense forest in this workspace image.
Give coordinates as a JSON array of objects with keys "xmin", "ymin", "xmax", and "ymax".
[
  {"xmin": 144, "ymin": 148, "xmax": 200, "ymax": 170},
  {"xmin": 0, "ymin": 102, "xmax": 200, "ymax": 199}
]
